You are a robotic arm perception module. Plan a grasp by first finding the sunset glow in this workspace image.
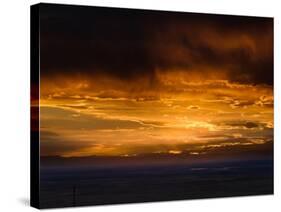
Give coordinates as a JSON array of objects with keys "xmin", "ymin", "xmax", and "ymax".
[
  {"xmin": 38, "ymin": 8, "xmax": 273, "ymax": 159},
  {"xmin": 39, "ymin": 74, "xmax": 273, "ymax": 157}
]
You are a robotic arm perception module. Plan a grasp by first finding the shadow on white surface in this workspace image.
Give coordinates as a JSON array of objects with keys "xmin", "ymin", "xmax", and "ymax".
[{"xmin": 18, "ymin": 198, "xmax": 29, "ymax": 207}]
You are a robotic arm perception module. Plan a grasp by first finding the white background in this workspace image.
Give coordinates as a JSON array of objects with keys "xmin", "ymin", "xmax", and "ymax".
[{"xmin": 0, "ymin": 0, "xmax": 280, "ymax": 211}]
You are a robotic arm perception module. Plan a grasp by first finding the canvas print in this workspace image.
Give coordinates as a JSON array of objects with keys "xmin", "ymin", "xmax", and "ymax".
[{"xmin": 31, "ymin": 3, "xmax": 274, "ymax": 209}]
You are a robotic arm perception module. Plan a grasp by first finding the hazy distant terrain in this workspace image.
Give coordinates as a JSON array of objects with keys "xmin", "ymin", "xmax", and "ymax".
[{"xmin": 40, "ymin": 157, "xmax": 273, "ymax": 208}]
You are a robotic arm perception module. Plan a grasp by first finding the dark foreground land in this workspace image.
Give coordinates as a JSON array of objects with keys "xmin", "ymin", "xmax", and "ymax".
[{"xmin": 39, "ymin": 158, "xmax": 273, "ymax": 208}]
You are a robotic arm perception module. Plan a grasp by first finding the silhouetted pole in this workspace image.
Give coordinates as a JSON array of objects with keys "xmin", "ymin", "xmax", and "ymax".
[{"xmin": 72, "ymin": 185, "xmax": 76, "ymax": 206}]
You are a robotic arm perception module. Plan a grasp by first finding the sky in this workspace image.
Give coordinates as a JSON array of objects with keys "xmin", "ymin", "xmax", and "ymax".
[{"xmin": 36, "ymin": 4, "xmax": 273, "ymax": 159}]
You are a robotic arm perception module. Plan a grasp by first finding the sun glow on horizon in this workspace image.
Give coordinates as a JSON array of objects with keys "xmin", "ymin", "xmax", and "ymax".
[{"xmin": 39, "ymin": 74, "xmax": 273, "ymax": 158}]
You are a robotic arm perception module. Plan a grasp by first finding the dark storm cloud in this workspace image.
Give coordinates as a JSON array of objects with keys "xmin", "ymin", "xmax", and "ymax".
[{"xmin": 39, "ymin": 3, "xmax": 273, "ymax": 84}]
